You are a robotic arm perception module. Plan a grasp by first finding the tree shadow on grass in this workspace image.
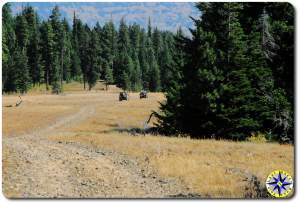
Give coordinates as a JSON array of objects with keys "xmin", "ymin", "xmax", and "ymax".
[{"xmin": 100, "ymin": 127, "xmax": 161, "ymax": 136}]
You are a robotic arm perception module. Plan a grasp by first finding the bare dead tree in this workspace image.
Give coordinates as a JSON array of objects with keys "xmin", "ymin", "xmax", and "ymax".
[{"xmin": 259, "ymin": 8, "xmax": 279, "ymax": 61}]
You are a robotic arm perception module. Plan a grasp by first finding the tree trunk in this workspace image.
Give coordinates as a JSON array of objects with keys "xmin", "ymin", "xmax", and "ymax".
[
  {"xmin": 61, "ymin": 47, "xmax": 64, "ymax": 89},
  {"xmin": 46, "ymin": 67, "xmax": 49, "ymax": 91},
  {"xmin": 83, "ymin": 74, "xmax": 86, "ymax": 90}
]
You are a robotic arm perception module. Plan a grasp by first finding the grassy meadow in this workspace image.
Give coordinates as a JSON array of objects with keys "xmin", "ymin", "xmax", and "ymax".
[{"xmin": 2, "ymin": 82, "xmax": 294, "ymax": 198}]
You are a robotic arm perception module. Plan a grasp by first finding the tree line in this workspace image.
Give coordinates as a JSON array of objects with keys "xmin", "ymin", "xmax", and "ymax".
[
  {"xmin": 155, "ymin": 2, "xmax": 294, "ymax": 143},
  {"xmin": 2, "ymin": 4, "xmax": 175, "ymax": 93},
  {"xmin": 2, "ymin": 3, "xmax": 294, "ymax": 142}
]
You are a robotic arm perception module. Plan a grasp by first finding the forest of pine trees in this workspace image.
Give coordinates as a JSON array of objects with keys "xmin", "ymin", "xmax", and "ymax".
[
  {"xmin": 155, "ymin": 2, "xmax": 294, "ymax": 143},
  {"xmin": 2, "ymin": 4, "xmax": 174, "ymax": 93},
  {"xmin": 2, "ymin": 3, "xmax": 294, "ymax": 142}
]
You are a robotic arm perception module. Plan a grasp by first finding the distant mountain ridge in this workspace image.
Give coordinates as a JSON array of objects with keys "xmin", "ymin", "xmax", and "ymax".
[{"xmin": 10, "ymin": 2, "xmax": 198, "ymax": 34}]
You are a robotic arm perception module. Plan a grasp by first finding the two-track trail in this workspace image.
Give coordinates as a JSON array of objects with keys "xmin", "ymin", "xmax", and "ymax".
[{"xmin": 2, "ymin": 94, "xmax": 191, "ymax": 198}]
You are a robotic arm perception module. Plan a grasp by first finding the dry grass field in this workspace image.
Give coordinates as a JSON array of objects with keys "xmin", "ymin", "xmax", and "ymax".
[{"xmin": 2, "ymin": 82, "xmax": 294, "ymax": 198}]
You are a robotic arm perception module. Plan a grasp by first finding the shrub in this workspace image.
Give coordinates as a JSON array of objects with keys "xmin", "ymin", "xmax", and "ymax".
[{"xmin": 246, "ymin": 132, "xmax": 267, "ymax": 143}]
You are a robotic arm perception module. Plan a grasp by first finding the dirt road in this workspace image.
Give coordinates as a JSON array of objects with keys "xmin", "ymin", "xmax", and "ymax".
[{"xmin": 2, "ymin": 99, "xmax": 192, "ymax": 198}]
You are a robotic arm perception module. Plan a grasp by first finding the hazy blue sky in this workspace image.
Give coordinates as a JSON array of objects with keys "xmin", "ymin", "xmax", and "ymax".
[{"xmin": 10, "ymin": 2, "xmax": 199, "ymax": 34}]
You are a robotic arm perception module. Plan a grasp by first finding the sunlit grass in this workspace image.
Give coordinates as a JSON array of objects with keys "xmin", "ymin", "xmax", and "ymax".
[{"xmin": 3, "ymin": 82, "xmax": 294, "ymax": 197}]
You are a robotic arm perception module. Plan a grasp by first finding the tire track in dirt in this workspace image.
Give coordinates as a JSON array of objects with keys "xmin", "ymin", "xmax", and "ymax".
[{"xmin": 3, "ymin": 105, "xmax": 193, "ymax": 198}]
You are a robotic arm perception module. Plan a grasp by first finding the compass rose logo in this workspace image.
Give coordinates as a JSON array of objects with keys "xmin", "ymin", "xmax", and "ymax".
[{"xmin": 266, "ymin": 170, "xmax": 293, "ymax": 198}]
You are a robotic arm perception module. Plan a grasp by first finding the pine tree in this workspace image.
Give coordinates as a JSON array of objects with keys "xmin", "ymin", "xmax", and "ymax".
[
  {"xmin": 86, "ymin": 30, "xmax": 100, "ymax": 90},
  {"xmin": 118, "ymin": 18, "xmax": 130, "ymax": 52},
  {"xmin": 119, "ymin": 54, "xmax": 134, "ymax": 91},
  {"xmin": 40, "ymin": 21, "xmax": 55, "ymax": 90},
  {"xmin": 147, "ymin": 17, "xmax": 152, "ymax": 38},
  {"xmin": 71, "ymin": 49, "xmax": 81, "ymax": 79},
  {"xmin": 138, "ymin": 30, "xmax": 150, "ymax": 89},
  {"xmin": 13, "ymin": 48, "xmax": 31, "ymax": 93},
  {"xmin": 155, "ymin": 28, "xmax": 186, "ymax": 134},
  {"xmin": 71, "ymin": 12, "xmax": 81, "ymax": 80},
  {"xmin": 78, "ymin": 24, "xmax": 90, "ymax": 89},
  {"xmin": 131, "ymin": 52, "xmax": 142, "ymax": 90},
  {"xmin": 129, "ymin": 23, "xmax": 140, "ymax": 56},
  {"xmin": 115, "ymin": 18, "xmax": 131, "ymax": 88},
  {"xmin": 51, "ymin": 56, "xmax": 61, "ymax": 94},
  {"xmin": 160, "ymin": 33, "xmax": 174, "ymax": 90},
  {"xmin": 61, "ymin": 18, "xmax": 72, "ymax": 82},
  {"xmin": 49, "ymin": 6, "xmax": 64, "ymax": 92},
  {"xmin": 101, "ymin": 20, "xmax": 117, "ymax": 79},
  {"xmin": 23, "ymin": 7, "xmax": 42, "ymax": 85},
  {"xmin": 148, "ymin": 46, "xmax": 161, "ymax": 92},
  {"xmin": 2, "ymin": 3, "xmax": 16, "ymax": 92},
  {"xmin": 152, "ymin": 27, "xmax": 163, "ymax": 59},
  {"xmin": 15, "ymin": 14, "xmax": 29, "ymax": 50},
  {"xmin": 103, "ymin": 61, "xmax": 114, "ymax": 90}
]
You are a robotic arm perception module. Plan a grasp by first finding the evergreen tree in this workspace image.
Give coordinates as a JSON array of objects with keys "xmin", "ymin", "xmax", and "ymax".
[
  {"xmin": 147, "ymin": 17, "xmax": 152, "ymax": 38},
  {"xmin": 61, "ymin": 18, "xmax": 72, "ymax": 82},
  {"xmin": 23, "ymin": 7, "xmax": 42, "ymax": 85},
  {"xmin": 129, "ymin": 23, "xmax": 140, "ymax": 56},
  {"xmin": 13, "ymin": 48, "xmax": 31, "ymax": 93},
  {"xmin": 2, "ymin": 3, "xmax": 16, "ymax": 92},
  {"xmin": 152, "ymin": 27, "xmax": 163, "ymax": 59},
  {"xmin": 131, "ymin": 52, "xmax": 142, "ymax": 90},
  {"xmin": 148, "ymin": 46, "xmax": 161, "ymax": 92},
  {"xmin": 71, "ymin": 12, "xmax": 81, "ymax": 80},
  {"xmin": 118, "ymin": 54, "xmax": 134, "ymax": 90},
  {"xmin": 49, "ymin": 6, "xmax": 63, "ymax": 92},
  {"xmin": 155, "ymin": 28, "xmax": 186, "ymax": 134},
  {"xmin": 103, "ymin": 61, "xmax": 114, "ymax": 90},
  {"xmin": 101, "ymin": 20, "xmax": 118, "ymax": 79},
  {"xmin": 51, "ymin": 56, "xmax": 62, "ymax": 94},
  {"xmin": 15, "ymin": 14, "xmax": 29, "ymax": 50},
  {"xmin": 115, "ymin": 18, "xmax": 131, "ymax": 88},
  {"xmin": 86, "ymin": 30, "xmax": 100, "ymax": 90},
  {"xmin": 138, "ymin": 30, "xmax": 150, "ymax": 89},
  {"xmin": 78, "ymin": 24, "xmax": 90, "ymax": 89},
  {"xmin": 40, "ymin": 21, "xmax": 55, "ymax": 90},
  {"xmin": 160, "ymin": 33, "xmax": 174, "ymax": 90},
  {"xmin": 70, "ymin": 49, "xmax": 81, "ymax": 79}
]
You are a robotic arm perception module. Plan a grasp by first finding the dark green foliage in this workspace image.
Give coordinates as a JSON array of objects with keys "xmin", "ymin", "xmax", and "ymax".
[
  {"xmin": 131, "ymin": 52, "xmax": 142, "ymax": 90},
  {"xmin": 3, "ymin": 4, "xmax": 176, "ymax": 93},
  {"xmin": 15, "ymin": 14, "xmax": 29, "ymax": 49},
  {"xmin": 86, "ymin": 30, "xmax": 100, "ymax": 90},
  {"xmin": 71, "ymin": 12, "xmax": 81, "ymax": 80},
  {"xmin": 13, "ymin": 48, "xmax": 31, "ymax": 93},
  {"xmin": 2, "ymin": 3, "xmax": 16, "ymax": 92},
  {"xmin": 3, "ymin": 3, "xmax": 294, "ymax": 142},
  {"xmin": 160, "ymin": 33, "xmax": 174, "ymax": 91},
  {"xmin": 51, "ymin": 56, "xmax": 62, "ymax": 94},
  {"xmin": 100, "ymin": 20, "xmax": 118, "ymax": 79},
  {"xmin": 156, "ymin": 2, "xmax": 294, "ymax": 142},
  {"xmin": 155, "ymin": 29, "xmax": 186, "ymax": 134},
  {"xmin": 78, "ymin": 24, "xmax": 91, "ymax": 90},
  {"xmin": 148, "ymin": 46, "xmax": 161, "ymax": 92},
  {"xmin": 40, "ymin": 21, "xmax": 55, "ymax": 90},
  {"xmin": 103, "ymin": 61, "xmax": 114, "ymax": 90},
  {"xmin": 61, "ymin": 18, "xmax": 72, "ymax": 82}
]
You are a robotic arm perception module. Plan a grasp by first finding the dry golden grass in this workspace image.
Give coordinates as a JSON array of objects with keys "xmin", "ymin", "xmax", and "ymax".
[
  {"xmin": 2, "ymin": 95, "xmax": 76, "ymax": 136},
  {"xmin": 3, "ymin": 82, "xmax": 294, "ymax": 197},
  {"xmin": 45, "ymin": 83, "xmax": 294, "ymax": 198},
  {"xmin": 2, "ymin": 83, "xmax": 124, "ymax": 136},
  {"xmin": 50, "ymin": 132, "xmax": 293, "ymax": 198}
]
